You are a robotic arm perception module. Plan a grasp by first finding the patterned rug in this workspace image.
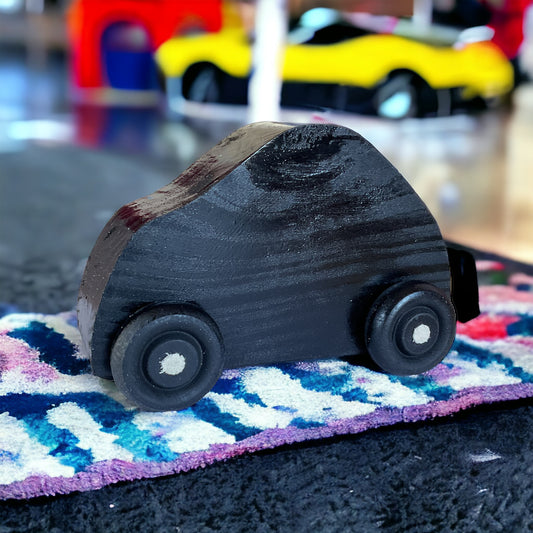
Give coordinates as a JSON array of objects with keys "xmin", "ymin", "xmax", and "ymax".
[{"xmin": 1, "ymin": 260, "xmax": 533, "ymax": 500}]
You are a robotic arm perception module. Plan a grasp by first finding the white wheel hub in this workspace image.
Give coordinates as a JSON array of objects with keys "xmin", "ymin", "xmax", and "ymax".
[
  {"xmin": 412, "ymin": 324, "xmax": 431, "ymax": 345},
  {"xmin": 160, "ymin": 352, "xmax": 187, "ymax": 376}
]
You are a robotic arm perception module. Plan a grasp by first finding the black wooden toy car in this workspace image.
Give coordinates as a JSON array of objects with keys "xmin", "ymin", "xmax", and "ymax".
[{"xmin": 78, "ymin": 122, "xmax": 479, "ymax": 411}]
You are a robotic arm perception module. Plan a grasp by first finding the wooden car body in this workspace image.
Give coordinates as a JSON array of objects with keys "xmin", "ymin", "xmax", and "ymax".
[{"xmin": 78, "ymin": 122, "xmax": 478, "ymax": 410}]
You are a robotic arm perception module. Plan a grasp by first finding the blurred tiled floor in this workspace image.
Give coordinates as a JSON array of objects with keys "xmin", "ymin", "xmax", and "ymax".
[{"xmin": 382, "ymin": 86, "xmax": 533, "ymax": 265}]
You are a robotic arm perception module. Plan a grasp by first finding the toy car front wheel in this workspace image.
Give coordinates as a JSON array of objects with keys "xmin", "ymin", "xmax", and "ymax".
[
  {"xmin": 365, "ymin": 282, "xmax": 456, "ymax": 375},
  {"xmin": 110, "ymin": 306, "xmax": 223, "ymax": 411}
]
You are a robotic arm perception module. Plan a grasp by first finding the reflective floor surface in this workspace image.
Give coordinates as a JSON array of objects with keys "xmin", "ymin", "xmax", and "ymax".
[{"xmin": 1, "ymin": 46, "xmax": 532, "ymax": 276}]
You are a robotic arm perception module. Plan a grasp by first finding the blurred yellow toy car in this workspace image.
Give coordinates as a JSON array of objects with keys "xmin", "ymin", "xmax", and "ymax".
[{"xmin": 155, "ymin": 14, "xmax": 514, "ymax": 119}]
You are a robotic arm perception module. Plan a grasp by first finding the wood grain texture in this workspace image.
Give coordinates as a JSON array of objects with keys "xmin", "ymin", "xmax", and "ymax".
[{"xmin": 78, "ymin": 122, "xmax": 451, "ymax": 379}]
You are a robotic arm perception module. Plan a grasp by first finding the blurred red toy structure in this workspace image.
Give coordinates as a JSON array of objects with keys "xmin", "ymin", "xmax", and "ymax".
[
  {"xmin": 482, "ymin": 0, "xmax": 532, "ymax": 61},
  {"xmin": 67, "ymin": 0, "xmax": 223, "ymax": 93}
]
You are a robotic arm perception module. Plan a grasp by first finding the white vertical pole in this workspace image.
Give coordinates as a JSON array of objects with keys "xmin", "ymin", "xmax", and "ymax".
[
  {"xmin": 248, "ymin": 0, "xmax": 288, "ymax": 123},
  {"xmin": 412, "ymin": 0, "xmax": 433, "ymax": 27}
]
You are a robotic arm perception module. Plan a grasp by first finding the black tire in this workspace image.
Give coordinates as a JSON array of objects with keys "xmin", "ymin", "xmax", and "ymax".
[
  {"xmin": 375, "ymin": 71, "xmax": 451, "ymax": 119},
  {"xmin": 110, "ymin": 306, "xmax": 223, "ymax": 411},
  {"xmin": 374, "ymin": 72, "xmax": 419, "ymax": 119},
  {"xmin": 184, "ymin": 64, "xmax": 220, "ymax": 103},
  {"xmin": 365, "ymin": 282, "xmax": 456, "ymax": 376}
]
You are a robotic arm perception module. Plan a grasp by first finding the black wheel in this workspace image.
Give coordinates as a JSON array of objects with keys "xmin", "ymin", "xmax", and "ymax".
[
  {"xmin": 110, "ymin": 306, "xmax": 223, "ymax": 411},
  {"xmin": 374, "ymin": 72, "xmax": 419, "ymax": 119},
  {"xmin": 365, "ymin": 282, "xmax": 456, "ymax": 376},
  {"xmin": 374, "ymin": 71, "xmax": 447, "ymax": 119},
  {"xmin": 184, "ymin": 64, "xmax": 220, "ymax": 103}
]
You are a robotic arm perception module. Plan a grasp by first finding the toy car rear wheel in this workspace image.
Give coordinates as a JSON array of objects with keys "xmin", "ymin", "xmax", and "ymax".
[
  {"xmin": 365, "ymin": 282, "xmax": 456, "ymax": 375},
  {"xmin": 374, "ymin": 71, "xmax": 445, "ymax": 119},
  {"xmin": 110, "ymin": 306, "xmax": 223, "ymax": 411},
  {"xmin": 374, "ymin": 72, "xmax": 419, "ymax": 119},
  {"xmin": 184, "ymin": 63, "xmax": 221, "ymax": 102}
]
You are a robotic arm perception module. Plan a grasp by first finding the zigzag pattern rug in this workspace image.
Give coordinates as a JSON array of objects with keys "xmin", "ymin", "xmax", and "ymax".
[{"xmin": 1, "ymin": 260, "xmax": 533, "ymax": 500}]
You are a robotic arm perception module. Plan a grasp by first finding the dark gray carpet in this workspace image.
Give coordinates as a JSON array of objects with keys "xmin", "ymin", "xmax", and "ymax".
[{"xmin": 2, "ymin": 399, "xmax": 533, "ymax": 532}]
